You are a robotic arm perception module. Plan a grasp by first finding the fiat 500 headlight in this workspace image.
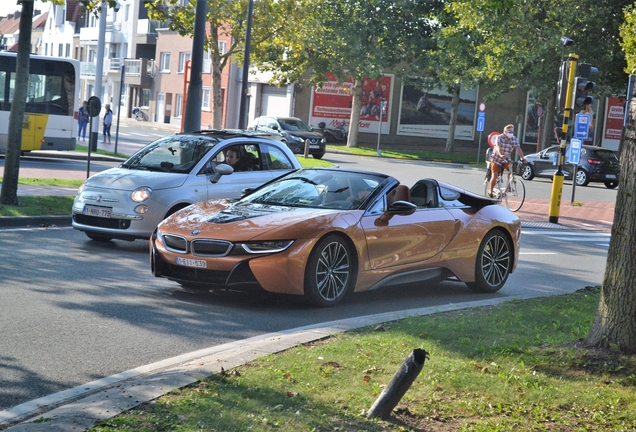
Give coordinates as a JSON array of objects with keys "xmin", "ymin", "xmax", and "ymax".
[
  {"xmin": 131, "ymin": 186, "xmax": 153, "ymax": 203},
  {"xmin": 234, "ymin": 240, "xmax": 294, "ymax": 254}
]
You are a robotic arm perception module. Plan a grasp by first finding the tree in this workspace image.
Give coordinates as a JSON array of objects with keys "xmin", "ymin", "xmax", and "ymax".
[
  {"xmin": 145, "ymin": 0, "xmax": 298, "ymax": 129},
  {"xmin": 448, "ymin": 0, "xmax": 629, "ymax": 150},
  {"xmin": 253, "ymin": 0, "xmax": 441, "ymax": 148},
  {"xmin": 0, "ymin": 0, "xmax": 35, "ymax": 206},
  {"xmin": 584, "ymin": 4, "xmax": 636, "ymax": 353}
]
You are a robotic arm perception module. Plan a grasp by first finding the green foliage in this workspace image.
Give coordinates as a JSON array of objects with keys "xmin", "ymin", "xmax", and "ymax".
[{"xmin": 620, "ymin": 4, "xmax": 636, "ymax": 74}]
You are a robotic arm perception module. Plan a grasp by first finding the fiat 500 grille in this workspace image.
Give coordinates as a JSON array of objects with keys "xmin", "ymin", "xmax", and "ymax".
[
  {"xmin": 191, "ymin": 239, "xmax": 232, "ymax": 256},
  {"xmin": 163, "ymin": 234, "xmax": 187, "ymax": 252}
]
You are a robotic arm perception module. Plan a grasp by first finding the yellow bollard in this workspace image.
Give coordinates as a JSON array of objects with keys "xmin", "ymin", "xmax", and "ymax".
[{"xmin": 549, "ymin": 173, "xmax": 564, "ymax": 223}]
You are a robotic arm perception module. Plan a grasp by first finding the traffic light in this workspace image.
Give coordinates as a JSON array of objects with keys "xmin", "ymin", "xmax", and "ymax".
[{"xmin": 574, "ymin": 63, "xmax": 598, "ymax": 110}]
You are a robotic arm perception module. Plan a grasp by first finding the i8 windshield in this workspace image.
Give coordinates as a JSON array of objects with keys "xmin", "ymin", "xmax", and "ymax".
[{"xmin": 241, "ymin": 169, "xmax": 386, "ymax": 210}]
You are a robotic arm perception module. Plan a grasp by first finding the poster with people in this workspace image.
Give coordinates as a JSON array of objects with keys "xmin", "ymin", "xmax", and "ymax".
[
  {"xmin": 308, "ymin": 74, "xmax": 394, "ymax": 135},
  {"xmin": 601, "ymin": 96, "xmax": 624, "ymax": 151},
  {"xmin": 396, "ymin": 85, "xmax": 477, "ymax": 139}
]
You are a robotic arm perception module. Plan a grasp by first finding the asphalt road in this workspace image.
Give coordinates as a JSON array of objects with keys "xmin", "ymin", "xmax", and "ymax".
[
  {"xmin": 0, "ymin": 225, "xmax": 609, "ymax": 412},
  {"xmin": 0, "ymin": 134, "xmax": 615, "ymax": 413}
]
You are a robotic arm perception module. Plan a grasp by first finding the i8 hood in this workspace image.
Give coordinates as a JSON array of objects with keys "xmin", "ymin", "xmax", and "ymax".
[
  {"xmin": 158, "ymin": 200, "xmax": 358, "ymax": 241},
  {"xmin": 85, "ymin": 167, "xmax": 188, "ymax": 191}
]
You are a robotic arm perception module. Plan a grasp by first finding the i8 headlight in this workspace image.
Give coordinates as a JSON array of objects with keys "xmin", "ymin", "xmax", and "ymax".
[
  {"xmin": 235, "ymin": 240, "xmax": 294, "ymax": 254},
  {"xmin": 131, "ymin": 186, "xmax": 153, "ymax": 203}
]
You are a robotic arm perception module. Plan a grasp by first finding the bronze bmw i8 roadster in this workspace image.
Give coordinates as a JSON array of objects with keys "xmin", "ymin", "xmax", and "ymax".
[{"xmin": 151, "ymin": 168, "xmax": 521, "ymax": 307}]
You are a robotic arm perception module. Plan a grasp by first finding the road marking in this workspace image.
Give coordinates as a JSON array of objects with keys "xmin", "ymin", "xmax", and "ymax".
[{"xmin": 520, "ymin": 252, "xmax": 557, "ymax": 255}]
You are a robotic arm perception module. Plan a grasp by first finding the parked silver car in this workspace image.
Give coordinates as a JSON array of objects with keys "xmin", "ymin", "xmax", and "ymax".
[{"xmin": 72, "ymin": 130, "xmax": 302, "ymax": 241}]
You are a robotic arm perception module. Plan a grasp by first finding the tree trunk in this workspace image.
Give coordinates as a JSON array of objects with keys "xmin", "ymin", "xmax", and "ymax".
[
  {"xmin": 585, "ymin": 86, "xmax": 636, "ymax": 353},
  {"xmin": 0, "ymin": 0, "xmax": 34, "ymax": 206},
  {"xmin": 209, "ymin": 24, "xmax": 223, "ymax": 129},
  {"xmin": 539, "ymin": 93, "xmax": 557, "ymax": 151},
  {"xmin": 346, "ymin": 79, "xmax": 363, "ymax": 148},
  {"xmin": 444, "ymin": 85, "xmax": 460, "ymax": 153}
]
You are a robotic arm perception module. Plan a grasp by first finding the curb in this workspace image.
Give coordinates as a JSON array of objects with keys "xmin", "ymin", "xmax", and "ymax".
[{"xmin": 0, "ymin": 215, "xmax": 71, "ymax": 228}]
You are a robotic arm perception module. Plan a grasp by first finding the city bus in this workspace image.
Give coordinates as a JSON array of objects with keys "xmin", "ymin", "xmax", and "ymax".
[{"xmin": 0, "ymin": 52, "xmax": 79, "ymax": 153}]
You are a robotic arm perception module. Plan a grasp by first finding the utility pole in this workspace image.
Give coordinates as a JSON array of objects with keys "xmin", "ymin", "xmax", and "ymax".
[
  {"xmin": 90, "ymin": 0, "xmax": 107, "ymax": 151},
  {"xmin": 182, "ymin": 0, "xmax": 207, "ymax": 132}
]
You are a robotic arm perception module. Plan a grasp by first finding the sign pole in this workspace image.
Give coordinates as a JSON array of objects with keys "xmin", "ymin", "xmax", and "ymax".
[{"xmin": 476, "ymin": 103, "xmax": 486, "ymax": 164}]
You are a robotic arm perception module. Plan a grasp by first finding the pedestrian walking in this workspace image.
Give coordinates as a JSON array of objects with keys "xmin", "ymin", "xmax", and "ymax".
[
  {"xmin": 77, "ymin": 101, "xmax": 89, "ymax": 141},
  {"xmin": 103, "ymin": 103, "xmax": 113, "ymax": 144}
]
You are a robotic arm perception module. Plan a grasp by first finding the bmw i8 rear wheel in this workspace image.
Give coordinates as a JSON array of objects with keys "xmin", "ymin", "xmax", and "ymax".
[
  {"xmin": 467, "ymin": 229, "xmax": 512, "ymax": 293},
  {"xmin": 305, "ymin": 235, "xmax": 354, "ymax": 307}
]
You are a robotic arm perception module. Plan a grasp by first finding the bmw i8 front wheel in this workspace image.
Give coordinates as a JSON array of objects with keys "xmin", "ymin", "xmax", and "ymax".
[{"xmin": 305, "ymin": 234, "xmax": 354, "ymax": 307}]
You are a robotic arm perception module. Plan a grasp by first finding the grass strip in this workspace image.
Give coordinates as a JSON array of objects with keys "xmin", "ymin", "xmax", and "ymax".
[
  {"xmin": 0, "ymin": 196, "xmax": 73, "ymax": 217},
  {"xmin": 91, "ymin": 288, "xmax": 636, "ymax": 431}
]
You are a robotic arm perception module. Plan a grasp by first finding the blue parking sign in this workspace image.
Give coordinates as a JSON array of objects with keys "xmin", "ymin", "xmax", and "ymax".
[
  {"xmin": 476, "ymin": 115, "xmax": 485, "ymax": 132},
  {"xmin": 574, "ymin": 114, "xmax": 590, "ymax": 140},
  {"xmin": 569, "ymin": 138, "xmax": 582, "ymax": 165}
]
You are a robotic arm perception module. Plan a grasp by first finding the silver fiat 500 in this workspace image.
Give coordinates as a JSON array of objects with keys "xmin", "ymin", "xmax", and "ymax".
[{"xmin": 72, "ymin": 130, "xmax": 302, "ymax": 242}]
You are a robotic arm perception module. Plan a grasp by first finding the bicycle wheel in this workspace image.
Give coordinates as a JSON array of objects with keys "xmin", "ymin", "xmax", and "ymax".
[{"xmin": 504, "ymin": 178, "xmax": 525, "ymax": 212}]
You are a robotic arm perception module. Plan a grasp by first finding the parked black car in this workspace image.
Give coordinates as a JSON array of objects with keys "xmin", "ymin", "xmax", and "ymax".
[
  {"xmin": 248, "ymin": 116, "xmax": 327, "ymax": 159},
  {"xmin": 521, "ymin": 145, "xmax": 620, "ymax": 188}
]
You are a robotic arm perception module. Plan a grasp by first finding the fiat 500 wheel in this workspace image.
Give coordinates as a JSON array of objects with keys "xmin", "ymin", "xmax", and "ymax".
[
  {"xmin": 305, "ymin": 234, "xmax": 354, "ymax": 307},
  {"xmin": 467, "ymin": 229, "xmax": 512, "ymax": 293}
]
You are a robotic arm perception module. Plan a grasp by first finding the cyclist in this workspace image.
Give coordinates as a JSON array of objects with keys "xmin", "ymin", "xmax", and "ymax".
[{"xmin": 487, "ymin": 124, "xmax": 527, "ymax": 197}]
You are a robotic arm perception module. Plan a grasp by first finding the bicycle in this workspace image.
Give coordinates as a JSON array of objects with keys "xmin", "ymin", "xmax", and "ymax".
[{"xmin": 484, "ymin": 159, "xmax": 526, "ymax": 212}]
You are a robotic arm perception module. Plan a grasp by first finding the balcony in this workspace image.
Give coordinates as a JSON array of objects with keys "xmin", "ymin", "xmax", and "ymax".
[
  {"xmin": 135, "ymin": 19, "xmax": 159, "ymax": 45},
  {"xmin": 79, "ymin": 23, "xmax": 124, "ymax": 45},
  {"xmin": 80, "ymin": 58, "xmax": 129, "ymax": 78},
  {"xmin": 123, "ymin": 58, "xmax": 156, "ymax": 87}
]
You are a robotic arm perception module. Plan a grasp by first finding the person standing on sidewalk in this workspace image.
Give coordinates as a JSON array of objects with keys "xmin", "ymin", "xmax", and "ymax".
[
  {"xmin": 77, "ymin": 101, "xmax": 89, "ymax": 142},
  {"xmin": 487, "ymin": 124, "xmax": 526, "ymax": 197},
  {"xmin": 103, "ymin": 103, "xmax": 113, "ymax": 144}
]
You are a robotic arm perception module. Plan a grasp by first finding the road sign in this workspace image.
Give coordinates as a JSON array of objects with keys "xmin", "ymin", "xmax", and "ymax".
[
  {"xmin": 477, "ymin": 112, "xmax": 485, "ymax": 131},
  {"xmin": 479, "ymin": 102, "xmax": 486, "ymax": 112},
  {"xmin": 574, "ymin": 114, "xmax": 590, "ymax": 140},
  {"xmin": 569, "ymin": 138, "xmax": 582, "ymax": 165},
  {"xmin": 487, "ymin": 132, "xmax": 499, "ymax": 147}
]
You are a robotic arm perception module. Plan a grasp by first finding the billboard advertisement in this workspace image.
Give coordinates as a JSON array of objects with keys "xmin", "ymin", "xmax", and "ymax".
[
  {"xmin": 601, "ymin": 96, "xmax": 624, "ymax": 151},
  {"xmin": 396, "ymin": 85, "xmax": 477, "ymax": 140},
  {"xmin": 308, "ymin": 74, "xmax": 394, "ymax": 135}
]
